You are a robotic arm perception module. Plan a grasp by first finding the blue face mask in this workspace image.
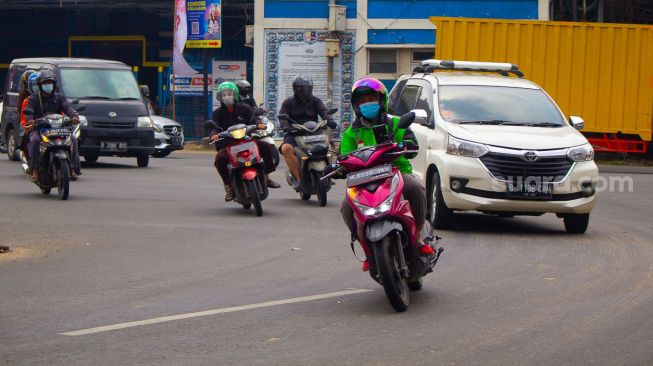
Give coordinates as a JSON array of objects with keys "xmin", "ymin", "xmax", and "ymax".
[
  {"xmin": 359, "ymin": 102, "xmax": 380, "ymax": 120},
  {"xmin": 41, "ymin": 84, "xmax": 54, "ymax": 94}
]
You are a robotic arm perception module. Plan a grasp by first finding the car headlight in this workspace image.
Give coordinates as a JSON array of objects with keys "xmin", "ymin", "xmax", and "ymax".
[
  {"xmin": 567, "ymin": 143, "xmax": 594, "ymax": 161},
  {"xmin": 350, "ymin": 174, "xmax": 399, "ymax": 218},
  {"xmin": 78, "ymin": 115, "xmax": 88, "ymax": 126},
  {"xmin": 137, "ymin": 116, "xmax": 154, "ymax": 128},
  {"xmin": 447, "ymin": 135, "xmax": 489, "ymax": 158}
]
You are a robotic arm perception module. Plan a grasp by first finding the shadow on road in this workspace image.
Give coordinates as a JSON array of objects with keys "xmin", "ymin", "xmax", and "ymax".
[{"xmin": 443, "ymin": 213, "xmax": 562, "ymax": 235}]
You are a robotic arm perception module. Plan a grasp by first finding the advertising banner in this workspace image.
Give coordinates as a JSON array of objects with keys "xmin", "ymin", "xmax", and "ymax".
[
  {"xmin": 173, "ymin": 75, "xmax": 213, "ymax": 96},
  {"xmin": 212, "ymin": 61, "xmax": 247, "ymax": 111},
  {"xmin": 263, "ymin": 30, "xmax": 356, "ymax": 134},
  {"xmin": 185, "ymin": 0, "xmax": 222, "ymax": 48}
]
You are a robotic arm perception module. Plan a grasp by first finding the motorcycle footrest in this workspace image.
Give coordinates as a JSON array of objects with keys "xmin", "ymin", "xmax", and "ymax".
[{"xmin": 427, "ymin": 247, "xmax": 444, "ymax": 272}]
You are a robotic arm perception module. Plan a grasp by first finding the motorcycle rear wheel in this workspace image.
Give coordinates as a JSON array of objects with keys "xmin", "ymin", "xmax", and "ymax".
[
  {"xmin": 56, "ymin": 160, "xmax": 70, "ymax": 200},
  {"xmin": 247, "ymin": 180, "xmax": 263, "ymax": 216},
  {"xmin": 376, "ymin": 235, "xmax": 409, "ymax": 312}
]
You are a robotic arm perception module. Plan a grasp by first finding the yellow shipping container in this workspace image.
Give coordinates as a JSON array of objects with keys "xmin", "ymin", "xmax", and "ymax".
[{"xmin": 430, "ymin": 16, "xmax": 653, "ymax": 152}]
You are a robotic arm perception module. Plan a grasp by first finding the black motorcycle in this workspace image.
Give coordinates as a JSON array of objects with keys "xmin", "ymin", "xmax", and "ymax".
[
  {"xmin": 21, "ymin": 113, "xmax": 75, "ymax": 200},
  {"xmin": 279, "ymin": 108, "xmax": 337, "ymax": 206}
]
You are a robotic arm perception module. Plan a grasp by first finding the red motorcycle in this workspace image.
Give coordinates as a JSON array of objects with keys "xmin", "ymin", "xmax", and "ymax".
[
  {"xmin": 324, "ymin": 112, "xmax": 443, "ymax": 312},
  {"xmin": 205, "ymin": 120, "xmax": 269, "ymax": 216}
]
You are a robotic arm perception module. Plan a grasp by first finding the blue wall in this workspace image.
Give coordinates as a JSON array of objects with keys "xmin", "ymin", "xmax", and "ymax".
[
  {"xmin": 265, "ymin": 0, "xmax": 357, "ymax": 18},
  {"xmin": 367, "ymin": 0, "xmax": 538, "ymax": 19},
  {"xmin": 368, "ymin": 29, "xmax": 435, "ymax": 44}
]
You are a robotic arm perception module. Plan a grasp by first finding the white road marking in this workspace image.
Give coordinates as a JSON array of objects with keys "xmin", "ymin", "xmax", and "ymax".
[{"xmin": 60, "ymin": 288, "xmax": 374, "ymax": 336}]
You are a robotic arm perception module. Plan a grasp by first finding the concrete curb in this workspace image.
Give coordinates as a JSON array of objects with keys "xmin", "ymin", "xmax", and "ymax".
[{"xmin": 598, "ymin": 165, "xmax": 653, "ymax": 174}]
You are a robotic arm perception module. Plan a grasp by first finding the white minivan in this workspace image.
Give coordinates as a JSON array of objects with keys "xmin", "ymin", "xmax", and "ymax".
[{"xmin": 390, "ymin": 60, "xmax": 599, "ymax": 233}]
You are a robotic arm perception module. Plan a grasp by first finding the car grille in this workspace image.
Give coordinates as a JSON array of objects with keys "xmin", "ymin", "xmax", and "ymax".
[
  {"xmin": 93, "ymin": 121, "xmax": 135, "ymax": 129},
  {"xmin": 163, "ymin": 125, "xmax": 182, "ymax": 136},
  {"xmin": 479, "ymin": 152, "xmax": 574, "ymax": 182}
]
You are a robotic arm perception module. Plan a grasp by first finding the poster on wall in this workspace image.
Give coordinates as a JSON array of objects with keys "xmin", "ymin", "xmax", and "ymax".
[
  {"xmin": 185, "ymin": 0, "xmax": 222, "ymax": 48},
  {"xmin": 172, "ymin": 0, "xmax": 220, "ymax": 95},
  {"xmin": 264, "ymin": 30, "xmax": 356, "ymax": 135},
  {"xmin": 212, "ymin": 61, "xmax": 247, "ymax": 111}
]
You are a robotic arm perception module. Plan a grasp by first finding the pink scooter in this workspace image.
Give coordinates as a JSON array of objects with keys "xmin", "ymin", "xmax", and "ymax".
[{"xmin": 324, "ymin": 112, "xmax": 443, "ymax": 312}]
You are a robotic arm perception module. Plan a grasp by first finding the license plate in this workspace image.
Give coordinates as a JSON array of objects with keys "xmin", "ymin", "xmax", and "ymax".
[
  {"xmin": 170, "ymin": 136, "xmax": 183, "ymax": 146},
  {"xmin": 100, "ymin": 141, "xmax": 128, "ymax": 152},
  {"xmin": 347, "ymin": 164, "xmax": 393, "ymax": 187},
  {"xmin": 47, "ymin": 128, "xmax": 70, "ymax": 136},
  {"xmin": 229, "ymin": 141, "xmax": 256, "ymax": 154},
  {"xmin": 506, "ymin": 181, "xmax": 553, "ymax": 200},
  {"xmin": 303, "ymin": 134, "xmax": 327, "ymax": 143}
]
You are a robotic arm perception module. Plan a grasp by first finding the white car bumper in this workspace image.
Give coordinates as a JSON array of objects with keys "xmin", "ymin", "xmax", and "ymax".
[{"xmin": 437, "ymin": 154, "xmax": 599, "ymax": 214}]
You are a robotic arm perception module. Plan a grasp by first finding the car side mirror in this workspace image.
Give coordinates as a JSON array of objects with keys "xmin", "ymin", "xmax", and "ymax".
[
  {"xmin": 570, "ymin": 116, "xmax": 584, "ymax": 131},
  {"xmin": 326, "ymin": 108, "xmax": 338, "ymax": 115},
  {"xmin": 76, "ymin": 105, "xmax": 86, "ymax": 112},
  {"xmin": 410, "ymin": 109, "xmax": 428, "ymax": 125},
  {"xmin": 252, "ymin": 107, "xmax": 265, "ymax": 116},
  {"xmin": 398, "ymin": 111, "xmax": 416, "ymax": 129},
  {"xmin": 203, "ymin": 120, "xmax": 217, "ymax": 130},
  {"xmin": 140, "ymin": 85, "xmax": 150, "ymax": 98}
]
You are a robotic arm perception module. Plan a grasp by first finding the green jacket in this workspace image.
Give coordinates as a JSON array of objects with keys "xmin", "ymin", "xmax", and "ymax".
[{"xmin": 340, "ymin": 115, "xmax": 417, "ymax": 174}]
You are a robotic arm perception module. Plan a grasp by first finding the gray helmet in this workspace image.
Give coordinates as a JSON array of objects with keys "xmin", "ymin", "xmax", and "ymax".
[
  {"xmin": 292, "ymin": 75, "xmax": 313, "ymax": 100},
  {"xmin": 236, "ymin": 80, "xmax": 251, "ymax": 97}
]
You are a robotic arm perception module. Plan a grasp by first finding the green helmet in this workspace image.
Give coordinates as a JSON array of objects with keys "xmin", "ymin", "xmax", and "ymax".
[{"xmin": 216, "ymin": 81, "xmax": 240, "ymax": 104}]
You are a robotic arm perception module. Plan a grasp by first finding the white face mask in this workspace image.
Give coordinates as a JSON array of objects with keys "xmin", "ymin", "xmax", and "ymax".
[{"xmin": 222, "ymin": 95, "xmax": 234, "ymax": 106}]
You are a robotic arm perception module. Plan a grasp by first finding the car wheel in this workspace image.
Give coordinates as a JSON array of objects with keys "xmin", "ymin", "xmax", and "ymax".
[
  {"xmin": 137, "ymin": 154, "xmax": 149, "ymax": 167},
  {"xmin": 427, "ymin": 170, "xmax": 453, "ymax": 229},
  {"xmin": 6, "ymin": 128, "xmax": 19, "ymax": 161},
  {"xmin": 563, "ymin": 213, "xmax": 590, "ymax": 234}
]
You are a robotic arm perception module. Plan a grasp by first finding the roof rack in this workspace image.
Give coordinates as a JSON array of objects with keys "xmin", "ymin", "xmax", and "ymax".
[{"xmin": 420, "ymin": 59, "xmax": 524, "ymax": 78}]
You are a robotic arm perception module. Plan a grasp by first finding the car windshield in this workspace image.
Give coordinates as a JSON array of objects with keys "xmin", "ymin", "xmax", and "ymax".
[
  {"xmin": 438, "ymin": 85, "xmax": 565, "ymax": 126},
  {"xmin": 59, "ymin": 68, "xmax": 142, "ymax": 101}
]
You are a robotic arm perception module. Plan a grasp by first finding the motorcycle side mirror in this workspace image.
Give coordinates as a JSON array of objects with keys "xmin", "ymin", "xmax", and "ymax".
[
  {"xmin": 203, "ymin": 120, "xmax": 217, "ymax": 130},
  {"xmin": 71, "ymin": 98, "xmax": 80, "ymax": 104},
  {"xmin": 140, "ymin": 85, "xmax": 150, "ymax": 97},
  {"xmin": 398, "ymin": 111, "xmax": 416, "ymax": 129},
  {"xmin": 246, "ymin": 125, "xmax": 258, "ymax": 134},
  {"xmin": 253, "ymin": 107, "xmax": 266, "ymax": 116},
  {"xmin": 326, "ymin": 108, "xmax": 339, "ymax": 115}
]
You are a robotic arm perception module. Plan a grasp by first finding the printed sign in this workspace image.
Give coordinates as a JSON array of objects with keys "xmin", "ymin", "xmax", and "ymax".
[
  {"xmin": 212, "ymin": 60, "xmax": 247, "ymax": 111},
  {"xmin": 185, "ymin": 0, "xmax": 222, "ymax": 48},
  {"xmin": 264, "ymin": 30, "xmax": 356, "ymax": 136},
  {"xmin": 173, "ymin": 75, "xmax": 213, "ymax": 96}
]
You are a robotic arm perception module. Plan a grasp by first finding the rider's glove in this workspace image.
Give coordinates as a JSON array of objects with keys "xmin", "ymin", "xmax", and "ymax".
[{"xmin": 72, "ymin": 115, "xmax": 80, "ymax": 125}]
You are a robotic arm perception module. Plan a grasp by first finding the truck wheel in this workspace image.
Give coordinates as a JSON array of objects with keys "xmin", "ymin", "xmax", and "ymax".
[
  {"xmin": 84, "ymin": 155, "xmax": 98, "ymax": 163},
  {"xmin": 137, "ymin": 154, "xmax": 149, "ymax": 167},
  {"xmin": 6, "ymin": 128, "xmax": 19, "ymax": 161},
  {"xmin": 563, "ymin": 213, "xmax": 589, "ymax": 234},
  {"xmin": 427, "ymin": 171, "xmax": 453, "ymax": 229}
]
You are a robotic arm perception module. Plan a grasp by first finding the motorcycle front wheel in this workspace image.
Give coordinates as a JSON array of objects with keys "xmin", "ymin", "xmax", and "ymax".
[
  {"xmin": 376, "ymin": 234, "xmax": 409, "ymax": 312},
  {"xmin": 316, "ymin": 172, "xmax": 328, "ymax": 207},
  {"xmin": 55, "ymin": 159, "xmax": 70, "ymax": 200},
  {"xmin": 247, "ymin": 179, "xmax": 263, "ymax": 216}
]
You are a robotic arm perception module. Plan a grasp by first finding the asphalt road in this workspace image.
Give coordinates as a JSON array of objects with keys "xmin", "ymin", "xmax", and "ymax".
[{"xmin": 1, "ymin": 152, "xmax": 652, "ymax": 366}]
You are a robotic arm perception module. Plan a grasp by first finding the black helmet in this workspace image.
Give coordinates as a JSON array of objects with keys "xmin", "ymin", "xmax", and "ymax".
[
  {"xmin": 236, "ymin": 80, "xmax": 251, "ymax": 97},
  {"xmin": 292, "ymin": 75, "xmax": 313, "ymax": 100},
  {"xmin": 37, "ymin": 69, "xmax": 57, "ymax": 96}
]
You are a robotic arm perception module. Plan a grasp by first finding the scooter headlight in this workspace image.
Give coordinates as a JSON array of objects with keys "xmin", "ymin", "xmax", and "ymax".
[
  {"xmin": 350, "ymin": 174, "xmax": 400, "ymax": 218},
  {"xmin": 230, "ymin": 127, "xmax": 247, "ymax": 139}
]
